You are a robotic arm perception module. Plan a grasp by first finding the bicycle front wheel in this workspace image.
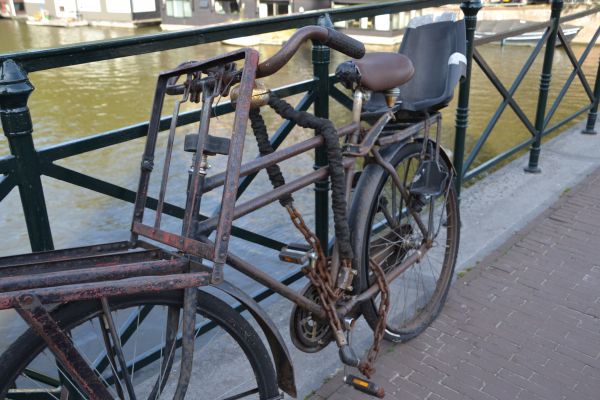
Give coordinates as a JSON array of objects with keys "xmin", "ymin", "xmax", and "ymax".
[
  {"xmin": 0, "ymin": 290, "xmax": 279, "ymax": 399},
  {"xmin": 350, "ymin": 141, "xmax": 460, "ymax": 342}
]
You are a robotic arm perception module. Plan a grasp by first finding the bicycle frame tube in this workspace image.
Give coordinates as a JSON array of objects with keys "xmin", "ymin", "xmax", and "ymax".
[
  {"xmin": 195, "ymin": 104, "xmax": 439, "ymax": 320},
  {"xmin": 122, "ymin": 47, "xmax": 441, "ymax": 329}
]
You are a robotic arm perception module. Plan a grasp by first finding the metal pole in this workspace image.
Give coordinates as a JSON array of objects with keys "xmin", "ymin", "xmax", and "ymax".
[
  {"xmin": 582, "ymin": 55, "xmax": 600, "ymax": 135},
  {"xmin": 313, "ymin": 14, "xmax": 332, "ymax": 251},
  {"xmin": 525, "ymin": 0, "xmax": 563, "ymax": 173},
  {"xmin": 454, "ymin": 0, "xmax": 482, "ymax": 199},
  {"xmin": 0, "ymin": 60, "xmax": 54, "ymax": 252}
]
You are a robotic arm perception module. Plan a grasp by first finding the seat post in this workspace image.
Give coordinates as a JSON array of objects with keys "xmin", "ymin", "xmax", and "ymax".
[{"xmin": 384, "ymin": 87, "xmax": 401, "ymax": 108}]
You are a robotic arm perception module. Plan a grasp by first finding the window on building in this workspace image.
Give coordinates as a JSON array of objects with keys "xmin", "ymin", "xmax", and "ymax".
[
  {"xmin": 276, "ymin": 3, "xmax": 288, "ymax": 15},
  {"xmin": 214, "ymin": 0, "xmax": 240, "ymax": 14},
  {"xmin": 331, "ymin": 3, "xmax": 375, "ymax": 30},
  {"xmin": 261, "ymin": 1, "xmax": 289, "ymax": 16},
  {"xmin": 166, "ymin": 0, "xmax": 192, "ymax": 17},
  {"xmin": 345, "ymin": 16, "xmax": 374, "ymax": 30}
]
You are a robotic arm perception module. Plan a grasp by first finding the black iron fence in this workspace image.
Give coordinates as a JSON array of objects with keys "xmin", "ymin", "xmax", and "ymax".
[
  {"xmin": 458, "ymin": 3, "xmax": 600, "ymax": 182},
  {"xmin": 0, "ymin": 0, "xmax": 598, "ymax": 321}
]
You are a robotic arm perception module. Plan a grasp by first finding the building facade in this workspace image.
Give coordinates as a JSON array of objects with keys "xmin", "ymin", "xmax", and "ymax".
[
  {"xmin": 0, "ymin": 0, "xmax": 26, "ymax": 17},
  {"xmin": 160, "ymin": 0, "xmax": 329, "ymax": 28},
  {"xmin": 24, "ymin": 0, "xmax": 161, "ymax": 25},
  {"xmin": 158, "ymin": 0, "xmax": 425, "ymax": 44},
  {"xmin": 332, "ymin": 0, "xmax": 422, "ymax": 41}
]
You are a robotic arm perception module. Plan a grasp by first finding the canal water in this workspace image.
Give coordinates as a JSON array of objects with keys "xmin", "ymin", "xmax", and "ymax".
[{"xmin": 0, "ymin": 19, "xmax": 597, "ymax": 346}]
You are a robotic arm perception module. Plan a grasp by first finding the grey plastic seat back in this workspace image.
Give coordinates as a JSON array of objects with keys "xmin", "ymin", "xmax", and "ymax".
[{"xmin": 364, "ymin": 15, "xmax": 466, "ymax": 113}]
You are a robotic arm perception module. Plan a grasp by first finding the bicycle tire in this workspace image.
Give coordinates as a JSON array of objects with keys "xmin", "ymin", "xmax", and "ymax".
[
  {"xmin": 350, "ymin": 141, "xmax": 460, "ymax": 342},
  {"xmin": 0, "ymin": 290, "xmax": 280, "ymax": 400}
]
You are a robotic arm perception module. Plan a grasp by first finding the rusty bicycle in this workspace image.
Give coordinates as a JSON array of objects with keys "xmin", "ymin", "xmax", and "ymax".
[{"xmin": 0, "ymin": 14, "xmax": 465, "ymax": 400}]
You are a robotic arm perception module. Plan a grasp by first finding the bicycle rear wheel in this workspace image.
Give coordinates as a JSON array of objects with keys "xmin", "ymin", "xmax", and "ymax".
[
  {"xmin": 0, "ymin": 290, "xmax": 279, "ymax": 399},
  {"xmin": 350, "ymin": 141, "xmax": 459, "ymax": 342}
]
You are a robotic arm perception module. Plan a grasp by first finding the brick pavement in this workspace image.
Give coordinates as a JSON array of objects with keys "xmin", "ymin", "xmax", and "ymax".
[{"xmin": 308, "ymin": 167, "xmax": 600, "ymax": 400}]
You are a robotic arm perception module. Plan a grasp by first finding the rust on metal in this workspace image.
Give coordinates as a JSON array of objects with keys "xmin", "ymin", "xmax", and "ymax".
[
  {"xmin": 132, "ymin": 222, "xmax": 214, "ymax": 259},
  {"xmin": 0, "ymin": 273, "xmax": 209, "ymax": 310},
  {"xmin": 211, "ymin": 48, "xmax": 260, "ymax": 283},
  {"xmin": 15, "ymin": 295, "xmax": 114, "ymax": 400},
  {"xmin": 0, "ymin": 258, "xmax": 188, "ymax": 292},
  {"xmin": 0, "ymin": 241, "xmax": 131, "ymax": 268},
  {"xmin": 203, "ymin": 122, "xmax": 358, "ymax": 192},
  {"xmin": 0, "ymin": 248, "xmax": 164, "ymax": 278},
  {"xmin": 376, "ymin": 114, "xmax": 440, "ymax": 146},
  {"xmin": 197, "ymin": 158, "xmax": 353, "ymax": 233},
  {"xmin": 343, "ymin": 111, "xmax": 393, "ymax": 156}
]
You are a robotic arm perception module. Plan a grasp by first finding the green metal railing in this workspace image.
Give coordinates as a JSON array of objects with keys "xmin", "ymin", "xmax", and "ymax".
[
  {"xmin": 0, "ymin": 0, "xmax": 464, "ymax": 255},
  {"xmin": 2, "ymin": 0, "xmax": 599, "ymax": 252},
  {"xmin": 456, "ymin": 1, "xmax": 600, "ymax": 184}
]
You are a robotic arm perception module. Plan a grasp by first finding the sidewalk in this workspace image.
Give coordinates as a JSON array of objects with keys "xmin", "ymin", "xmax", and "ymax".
[{"xmin": 308, "ymin": 165, "xmax": 600, "ymax": 399}]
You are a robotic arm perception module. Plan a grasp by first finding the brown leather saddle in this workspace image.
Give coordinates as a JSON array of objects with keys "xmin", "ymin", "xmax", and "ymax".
[{"xmin": 336, "ymin": 52, "xmax": 414, "ymax": 92}]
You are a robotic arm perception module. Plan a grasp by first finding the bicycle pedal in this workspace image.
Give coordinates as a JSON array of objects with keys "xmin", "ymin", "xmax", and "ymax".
[
  {"xmin": 279, "ymin": 242, "xmax": 312, "ymax": 265},
  {"xmin": 344, "ymin": 375, "xmax": 385, "ymax": 398}
]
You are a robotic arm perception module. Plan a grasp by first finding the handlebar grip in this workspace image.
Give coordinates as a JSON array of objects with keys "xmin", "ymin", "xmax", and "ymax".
[{"xmin": 324, "ymin": 28, "xmax": 365, "ymax": 59}]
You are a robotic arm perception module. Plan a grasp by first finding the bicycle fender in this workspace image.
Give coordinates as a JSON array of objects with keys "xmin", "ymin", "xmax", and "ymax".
[
  {"xmin": 212, "ymin": 281, "xmax": 297, "ymax": 398},
  {"xmin": 377, "ymin": 137, "xmax": 455, "ymax": 175}
]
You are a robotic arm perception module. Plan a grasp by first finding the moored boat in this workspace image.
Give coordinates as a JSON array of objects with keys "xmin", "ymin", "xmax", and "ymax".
[{"xmin": 476, "ymin": 19, "xmax": 582, "ymax": 45}]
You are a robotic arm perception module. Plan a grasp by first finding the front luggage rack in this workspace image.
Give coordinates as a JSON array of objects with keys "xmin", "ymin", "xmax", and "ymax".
[{"xmin": 0, "ymin": 241, "xmax": 209, "ymax": 310}]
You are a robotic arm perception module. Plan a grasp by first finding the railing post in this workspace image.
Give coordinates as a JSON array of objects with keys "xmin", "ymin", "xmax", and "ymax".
[
  {"xmin": 525, "ymin": 0, "xmax": 563, "ymax": 173},
  {"xmin": 582, "ymin": 56, "xmax": 600, "ymax": 135},
  {"xmin": 454, "ymin": 0, "xmax": 482, "ymax": 199},
  {"xmin": 313, "ymin": 14, "xmax": 332, "ymax": 250},
  {"xmin": 0, "ymin": 60, "xmax": 54, "ymax": 252}
]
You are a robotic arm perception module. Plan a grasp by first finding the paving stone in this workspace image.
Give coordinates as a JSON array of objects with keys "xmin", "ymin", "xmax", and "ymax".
[{"xmin": 309, "ymin": 165, "xmax": 600, "ymax": 400}]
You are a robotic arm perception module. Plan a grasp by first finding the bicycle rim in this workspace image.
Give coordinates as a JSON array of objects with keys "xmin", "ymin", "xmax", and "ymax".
[
  {"xmin": 0, "ymin": 290, "xmax": 279, "ymax": 400},
  {"xmin": 354, "ymin": 142, "xmax": 459, "ymax": 341}
]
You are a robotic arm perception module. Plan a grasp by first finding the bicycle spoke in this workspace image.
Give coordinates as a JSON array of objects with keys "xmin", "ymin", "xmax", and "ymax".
[
  {"xmin": 40, "ymin": 350, "xmax": 88, "ymax": 400},
  {"xmin": 101, "ymin": 298, "xmax": 138, "ymax": 400},
  {"xmin": 364, "ymin": 143, "xmax": 458, "ymax": 337},
  {"xmin": 130, "ymin": 306, "xmax": 142, "ymax": 386},
  {"xmin": 149, "ymin": 305, "xmax": 180, "ymax": 400},
  {"xmin": 97, "ymin": 317, "xmax": 127, "ymax": 400},
  {"xmin": 23, "ymin": 369, "xmax": 61, "ymax": 387},
  {"xmin": 94, "ymin": 305, "xmax": 154, "ymax": 374},
  {"xmin": 20, "ymin": 373, "xmax": 60, "ymax": 400}
]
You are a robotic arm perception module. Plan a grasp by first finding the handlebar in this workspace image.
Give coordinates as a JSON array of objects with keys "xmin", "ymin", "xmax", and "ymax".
[
  {"xmin": 256, "ymin": 26, "xmax": 365, "ymax": 78},
  {"xmin": 166, "ymin": 26, "xmax": 366, "ymax": 95}
]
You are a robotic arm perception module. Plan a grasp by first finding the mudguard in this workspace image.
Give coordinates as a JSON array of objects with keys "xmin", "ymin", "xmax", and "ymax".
[
  {"xmin": 213, "ymin": 280, "xmax": 297, "ymax": 398},
  {"xmin": 379, "ymin": 136, "xmax": 455, "ymax": 173}
]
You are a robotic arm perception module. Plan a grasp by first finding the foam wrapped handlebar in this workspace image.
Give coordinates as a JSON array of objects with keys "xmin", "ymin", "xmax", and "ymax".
[
  {"xmin": 256, "ymin": 26, "xmax": 365, "ymax": 78},
  {"xmin": 324, "ymin": 27, "xmax": 366, "ymax": 60}
]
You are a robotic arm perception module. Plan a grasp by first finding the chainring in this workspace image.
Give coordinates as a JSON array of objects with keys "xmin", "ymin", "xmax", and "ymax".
[{"xmin": 289, "ymin": 282, "xmax": 333, "ymax": 353}]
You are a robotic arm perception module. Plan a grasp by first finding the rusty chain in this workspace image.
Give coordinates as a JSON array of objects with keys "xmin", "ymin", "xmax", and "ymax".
[
  {"xmin": 286, "ymin": 204, "xmax": 391, "ymax": 377},
  {"xmin": 285, "ymin": 205, "xmax": 345, "ymax": 342},
  {"xmin": 358, "ymin": 258, "xmax": 390, "ymax": 378}
]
